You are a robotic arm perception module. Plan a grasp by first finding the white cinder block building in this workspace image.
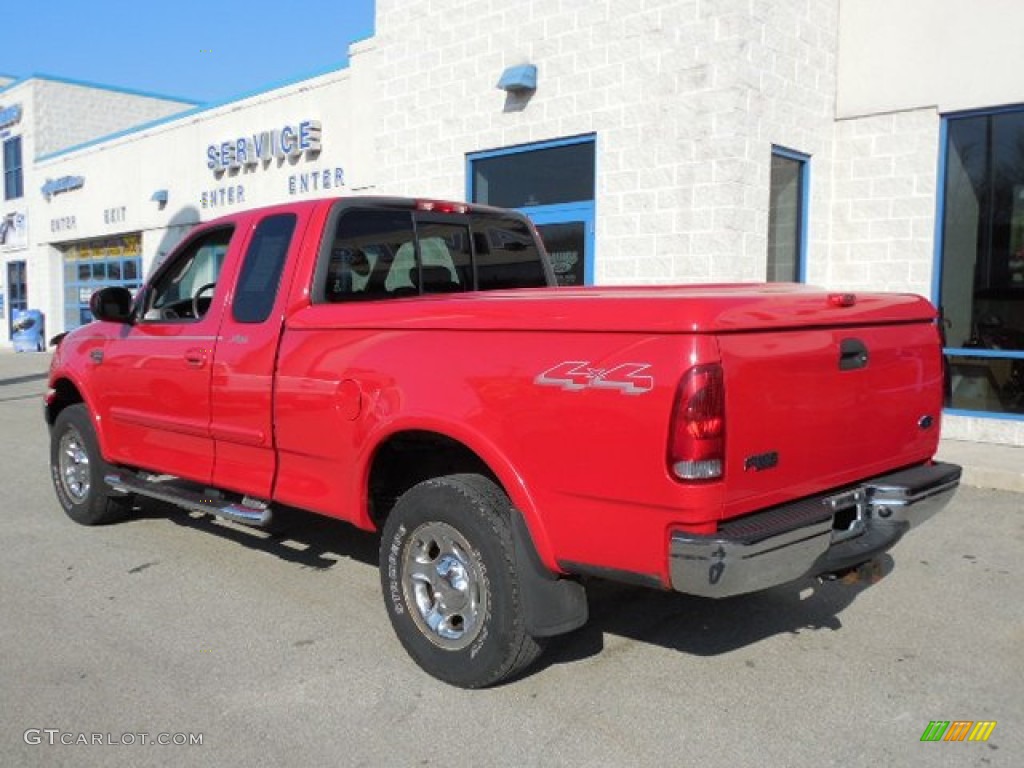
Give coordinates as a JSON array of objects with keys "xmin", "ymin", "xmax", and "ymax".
[{"xmin": 2, "ymin": 0, "xmax": 1023, "ymax": 445}]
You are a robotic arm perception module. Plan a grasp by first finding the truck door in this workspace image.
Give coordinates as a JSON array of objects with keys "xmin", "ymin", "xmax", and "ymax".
[
  {"xmin": 209, "ymin": 211, "xmax": 303, "ymax": 498},
  {"xmin": 89, "ymin": 225, "xmax": 236, "ymax": 484}
]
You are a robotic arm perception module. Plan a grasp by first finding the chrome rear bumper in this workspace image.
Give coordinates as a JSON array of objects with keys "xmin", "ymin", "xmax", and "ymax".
[{"xmin": 668, "ymin": 462, "xmax": 961, "ymax": 598}]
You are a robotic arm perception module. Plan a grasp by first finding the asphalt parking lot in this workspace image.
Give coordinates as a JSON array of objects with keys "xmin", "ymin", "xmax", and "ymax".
[{"xmin": 1, "ymin": 350, "xmax": 1021, "ymax": 767}]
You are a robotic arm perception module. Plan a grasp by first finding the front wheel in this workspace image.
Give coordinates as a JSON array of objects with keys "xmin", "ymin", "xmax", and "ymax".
[
  {"xmin": 380, "ymin": 474, "xmax": 544, "ymax": 688},
  {"xmin": 50, "ymin": 404, "xmax": 132, "ymax": 525}
]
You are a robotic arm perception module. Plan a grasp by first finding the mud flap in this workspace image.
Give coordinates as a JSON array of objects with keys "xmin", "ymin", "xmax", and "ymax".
[{"xmin": 511, "ymin": 511, "xmax": 589, "ymax": 638}]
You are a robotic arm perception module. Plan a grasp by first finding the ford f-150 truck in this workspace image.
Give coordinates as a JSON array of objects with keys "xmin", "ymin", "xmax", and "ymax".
[{"xmin": 45, "ymin": 196, "xmax": 961, "ymax": 687}]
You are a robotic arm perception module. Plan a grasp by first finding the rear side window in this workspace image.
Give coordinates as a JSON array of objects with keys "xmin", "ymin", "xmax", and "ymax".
[
  {"xmin": 233, "ymin": 213, "xmax": 297, "ymax": 323},
  {"xmin": 471, "ymin": 215, "xmax": 547, "ymax": 290},
  {"xmin": 322, "ymin": 206, "xmax": 548, "ymax": 302},
  {"xmin": 325, "ymin": 209, "xmax": 417, "ymax": 302}
]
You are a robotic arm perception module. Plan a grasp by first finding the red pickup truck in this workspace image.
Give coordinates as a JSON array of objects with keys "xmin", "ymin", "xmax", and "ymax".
[{"xmin": 46, "ymin": 196, "xmax": 960, "ymax": 687}]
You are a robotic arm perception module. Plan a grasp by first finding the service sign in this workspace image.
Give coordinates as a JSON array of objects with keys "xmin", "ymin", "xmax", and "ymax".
[{"xmin": 207, "ymin": 119, "xmax": 322, "ymax": 173}]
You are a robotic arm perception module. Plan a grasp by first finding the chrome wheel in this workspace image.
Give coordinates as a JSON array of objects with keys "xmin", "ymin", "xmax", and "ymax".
[
  {"xmin": 58, "ymin": 427, "xmax": 91, "ymax": 504},
  {"xmin": 381, "ymin": 475, "xmax": 546, "ymax": 687},
  {"xmin": 402, "ymin": 521, "xmax": 487, "ymax": 651},
  {"xmin": 50, "ymin": 404, "xmax": 132, "ymax": 526}
]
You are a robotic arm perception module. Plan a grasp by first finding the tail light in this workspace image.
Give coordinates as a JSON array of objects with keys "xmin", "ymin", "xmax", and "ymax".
[{"xmin": 668, "ymin": 363, "xmax": 725, "ymax": 481}]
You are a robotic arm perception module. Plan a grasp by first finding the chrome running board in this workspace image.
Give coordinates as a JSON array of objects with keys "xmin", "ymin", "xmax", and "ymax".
[{"xmin": 105, "ymin": 470, "xmax": 273, "ymax": 527}]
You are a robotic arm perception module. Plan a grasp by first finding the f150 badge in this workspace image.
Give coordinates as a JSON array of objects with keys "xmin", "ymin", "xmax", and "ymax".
[{"xmin": 534, "ymin": 361, "xmax": 654, "ymax": 395}]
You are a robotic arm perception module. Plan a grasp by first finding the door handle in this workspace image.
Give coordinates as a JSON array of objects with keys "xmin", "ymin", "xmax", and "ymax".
[
  {"xmin": 184, "ymin": 348, "xmax": 208, "ymax": 368},
  {"xmin": 839, "ymin": 338, "xmax": 869, "ymax": 371}
]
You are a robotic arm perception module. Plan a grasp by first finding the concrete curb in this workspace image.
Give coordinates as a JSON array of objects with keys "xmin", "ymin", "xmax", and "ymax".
[{"xmin": 937, "ymin": 438, "xmax": 1024, "ymax": 494}]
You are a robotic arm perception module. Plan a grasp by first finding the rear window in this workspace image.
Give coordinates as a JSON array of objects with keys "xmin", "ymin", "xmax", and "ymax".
[{"xmin": 322, "ymin": 206, "xmax": 547, "ymax": 302}]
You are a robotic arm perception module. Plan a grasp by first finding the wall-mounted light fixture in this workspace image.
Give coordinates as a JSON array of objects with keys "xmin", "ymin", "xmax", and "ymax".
[
  {"xmin": 496, "ymin": 64, "xmax": 537, "ymax": 93},
  {"xmin": 150, "ymin": 189, "xmax": 168, "ymax": 209}
]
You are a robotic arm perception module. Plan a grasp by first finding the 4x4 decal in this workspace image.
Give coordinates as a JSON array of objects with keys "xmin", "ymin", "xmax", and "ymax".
[{"xmin": 534, "ymin": 361, "xmax": 655, "ymax": 395}]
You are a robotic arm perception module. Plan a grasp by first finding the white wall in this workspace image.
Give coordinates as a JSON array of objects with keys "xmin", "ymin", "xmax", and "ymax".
[
  {"xmin": 838, "ymin": 0, "xmax": 1024, "ymax": 117},
  {"xmin": 373, "ymin": 0, "xmax": 840, "ymax": 285},
  {"xmin": 33, "ymin": 79, "xmax": 196, "ymax": 158},
  {"xmin": 826, "ymin": 108, "xmax": 940, "ymax": 295}
]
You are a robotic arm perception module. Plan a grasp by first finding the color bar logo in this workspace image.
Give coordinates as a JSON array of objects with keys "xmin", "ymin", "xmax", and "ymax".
[{"xmin": 920, "ymin": 721, "xmax": 997, "ymax": 742}]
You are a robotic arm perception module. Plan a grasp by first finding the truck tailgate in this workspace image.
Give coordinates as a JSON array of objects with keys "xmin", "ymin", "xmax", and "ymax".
[{"xmin": 717, "ymin": 320, "xmax": 945, "ymax": 520}]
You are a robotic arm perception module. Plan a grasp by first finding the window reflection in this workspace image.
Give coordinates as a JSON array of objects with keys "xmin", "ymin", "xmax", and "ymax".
[
  {"xmin": 941, "ymin": 111, "xmax": 1024, "ymax": 415},
  {"xmin": 473, "ymin": 142, "xmax": 595, "ymax": 208}
]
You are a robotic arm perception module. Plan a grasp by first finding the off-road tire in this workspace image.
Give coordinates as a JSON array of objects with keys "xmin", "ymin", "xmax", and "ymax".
[
  {"xmin": 50, "ymin": 404, "xmax": 133, "ymax": 525},
  {"xmin": 380, "ymin": 473, "xmax": 544, "ymax": 688}
]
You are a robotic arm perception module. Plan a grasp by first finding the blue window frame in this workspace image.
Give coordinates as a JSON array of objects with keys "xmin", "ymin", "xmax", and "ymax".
[
  {"xmin": 3, "ymin": 136, "xmax": 23, "ymax": 200},
  {"xmin": 468, "ymin": 134, "xmax": 596, "ymax": 286},
  {"xmin": 768, "ymin": 146, "xmax": 809, "ymax": 283},
  {"xmin": 935, "ymin": 107, "xmax": 1024, "ymax": 420},
  {"xmin": 526, "ymin": 204, "xmax": 594, "ymax": 287}
]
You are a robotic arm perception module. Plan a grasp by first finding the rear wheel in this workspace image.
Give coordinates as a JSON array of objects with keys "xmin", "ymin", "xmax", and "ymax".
[
  {"xmin": 50, "ymin": 404, "xmax": 132, "ymax": 525},
  {"xmin": 380, "ymin": 474, "xmax": 544, "ymax": 688}
]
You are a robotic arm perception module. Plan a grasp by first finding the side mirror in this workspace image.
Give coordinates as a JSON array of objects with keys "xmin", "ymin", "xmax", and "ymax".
[{"xmin": 89, "ymin": 286, "xmax": 134, "ymax": 324}]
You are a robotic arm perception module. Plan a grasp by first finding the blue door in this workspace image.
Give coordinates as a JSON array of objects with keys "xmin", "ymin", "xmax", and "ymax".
[{"xmin": 525, "ymin": 204, "xmax": 594, "ymax": 287}]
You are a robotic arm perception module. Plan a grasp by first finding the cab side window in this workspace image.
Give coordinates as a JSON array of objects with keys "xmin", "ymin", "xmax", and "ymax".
[{"xmin": 142, "ymin": 227, "xmax": 233, "ymax": 321}]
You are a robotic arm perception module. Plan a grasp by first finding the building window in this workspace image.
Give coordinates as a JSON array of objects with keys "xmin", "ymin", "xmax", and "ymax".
[
  {"xmin": 3, "ymin": 137, "xmax": 23, "ymax": 200},
  {"xmin": 61, "ymin": 235, "xmax": 144, "ymax": 329},
  {"xmin": 469, "ymin": 135, "xmax": 596, "ymax": 286},
  {"xmin": 767, "ymin": 147, "xmax": 809, "ymax": 282},
  {"xmin": 471, "ymin": 139, "xmax": 595, "ymax": 209},
  {"xmin": 939, "ymin": 111, "xmax": 1024, "ymax": 417},
  {"xmin": 6, "ymin": 260, "xmax": 27, "ymax": 338}
]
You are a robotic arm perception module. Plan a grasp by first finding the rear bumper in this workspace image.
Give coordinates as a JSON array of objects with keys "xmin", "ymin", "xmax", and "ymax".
[{"xmin": 668, "ymin": 462, "xmax": 961, "ymax": 598}]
